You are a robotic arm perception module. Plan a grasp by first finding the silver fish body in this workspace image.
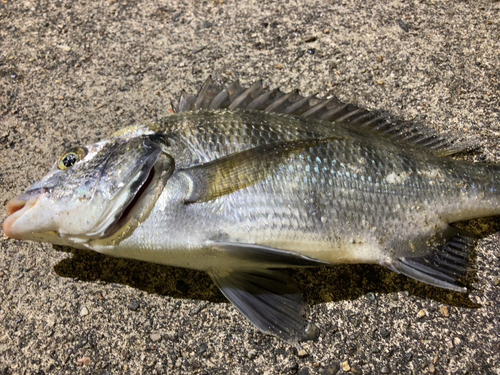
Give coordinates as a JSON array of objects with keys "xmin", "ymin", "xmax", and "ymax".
[
  {"xmin": 3, "ymin": 80, "xmax": 499, "ymax": 343},
  {"xmin": 92, "ymin": 110, "xmax": 499, "ymax": 269}
]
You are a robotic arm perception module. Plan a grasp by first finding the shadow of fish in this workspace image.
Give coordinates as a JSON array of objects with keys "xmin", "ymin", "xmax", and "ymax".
[{"xmin": 3, "ymin": 77, "xmax": 497, "ymax": 344}]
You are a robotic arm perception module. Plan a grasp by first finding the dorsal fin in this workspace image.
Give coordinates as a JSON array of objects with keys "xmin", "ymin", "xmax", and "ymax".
[
  {"xmin": 193, "ymin": 76, "xmax": 222, "ymax": 110},
  {"xmin": 173, "ymin": 77, "xmax": 476, "ymax": 156}
]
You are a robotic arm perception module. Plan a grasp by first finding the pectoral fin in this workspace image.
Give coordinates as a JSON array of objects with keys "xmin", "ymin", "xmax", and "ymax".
[
  {"xmin": 180, "ymin": 139, "xmax": 325, "ymax": 203},
  {"xmin": 209, "ymin": 269, "xmax": 312, "ymax": 344},
  {"xmin": 213, "ymin": 241, "xmax": 329, "ymax": 268}
]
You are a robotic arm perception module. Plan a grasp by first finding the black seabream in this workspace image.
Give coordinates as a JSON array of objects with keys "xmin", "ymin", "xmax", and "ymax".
[{"xmin": 3, "ymin": 77, "xmax": 499, "ymax": 344}]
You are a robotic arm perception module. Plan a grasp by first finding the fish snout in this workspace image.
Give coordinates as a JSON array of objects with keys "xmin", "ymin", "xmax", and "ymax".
[{"xmin": 3, "ymin": 192, "xmax": 43, "ymax": 239}]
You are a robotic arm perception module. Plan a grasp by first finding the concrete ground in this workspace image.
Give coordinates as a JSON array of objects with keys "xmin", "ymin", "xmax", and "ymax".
[{"xmin": 0, "ymin": 0, "xmax": 499, "ymax": 374}]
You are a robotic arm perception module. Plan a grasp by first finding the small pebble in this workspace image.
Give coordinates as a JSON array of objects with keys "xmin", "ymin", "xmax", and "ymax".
[
  {"xmin": 128, "ymin": 301, "xmax": 140, "ymax": 311},
  {"xmin": 79, "ymin": 306, "xmax": 89, "ymax": 317},
  {"xmin": 190, "ymin": 303, "xmax": 205, "ymax": 315},
  {"xmin": 322, "ymin": 363, "xmax": 340, "ymax": 375},
  {"xmin": 298, "ymin": 349, "xmax": 309, "ymax": 357},
  {"xmin": 493, "ymin": 278, "xmax": 500, "ymax": 286},
  {"xmin": 429, "ymin": 364, "xmax": 436, "ymax": 373},
  {"xmin": 248, "ymin": 349, "xmax": 257, "ymax": 359},
  {"xmin": 380, "ymin": 327, "xmax": 390, "ymax": 338},
  {"xmin": 397, "ymin": 19, "xmax": 409, "ymax": 32},
  {"xmin": 303, "ymin": 323, "xmax": 320, "ymax": 341},
  {"xmin": 440, "ymin": 306, "xmax": 450, "ymax": 317},
  {"xmin": 76, "ymin": 357, "xmax": 90, "ymax": 366},
  {"xmin": 380, "ymin": 365, "xmax": 391, "ymax": 374},
  {"xmin": 275, "ymin": 64, "xmax": 284, "ymax": 69},
  {"xmin": 192, "ymin": 45, "xmax": 206, "ymax": 54},
  {"xmin": 341, "ymin": 360, "xmax": 350, "ymax": 372},
  {"xmin": 150, "ymin": 333, "xmax": 161, "ymax": 342},
  {"xmin": 417, "ymin": 309, "xmax": 426, "ymax": 319},
  {"xmin": 196, "ymin": 343, "xmax": 207, "ymax": 355}
]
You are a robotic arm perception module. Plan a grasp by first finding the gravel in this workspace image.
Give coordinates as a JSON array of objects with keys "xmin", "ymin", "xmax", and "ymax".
[{"xmin": 1, "ymin": 0, "xmax": 499, "ymax": 374}]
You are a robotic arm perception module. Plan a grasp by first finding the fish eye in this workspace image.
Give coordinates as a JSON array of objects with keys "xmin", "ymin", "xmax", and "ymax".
[{"xmin": 58, "ymin": 147, "xmax": 88, "ymax": 170}]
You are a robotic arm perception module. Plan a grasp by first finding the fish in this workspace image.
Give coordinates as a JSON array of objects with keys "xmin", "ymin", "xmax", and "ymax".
[{"xmin": 3, "ymin": 77, "xmax": 499, "ymax": 344}]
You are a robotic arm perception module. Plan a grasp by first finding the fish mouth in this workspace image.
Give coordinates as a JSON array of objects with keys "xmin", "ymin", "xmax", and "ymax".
[
  {"xmin": 3, "ymin": 188, "xmax": 50, "ymax": 239},
  {"xmin": 3, "ymin": 196, "xmax": 39, "ymax": 239},
  {"xmin": 6, "ymin": 196, "xmax": 28, "ymax": 216}
]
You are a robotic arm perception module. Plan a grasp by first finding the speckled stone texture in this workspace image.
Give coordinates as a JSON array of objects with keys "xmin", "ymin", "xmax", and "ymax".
[{"xmin": 1, "ymin": 0, "xmax": 499, "ymax": 374}]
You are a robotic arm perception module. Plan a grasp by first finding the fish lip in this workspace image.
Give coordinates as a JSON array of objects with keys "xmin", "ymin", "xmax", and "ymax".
[
  {"xmin": 3, "ymin": 196, "xmax": 39, "ymax": 239},
  {"xmin": 5, "ymin": 188, "xmax": 49, "ymax": 215},
  {"xmin": 3, "ymin": 188, "xmax": 49, "ymax": 238},
  {"xmin": 6, "ymin": 196, "xmax": 27, "ymax": 215}
]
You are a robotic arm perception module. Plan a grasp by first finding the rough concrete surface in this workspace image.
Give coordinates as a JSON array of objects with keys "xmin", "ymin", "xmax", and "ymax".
[{"xmin": 1, "ymin": 0, "xmax": 499, "ymax": 374}]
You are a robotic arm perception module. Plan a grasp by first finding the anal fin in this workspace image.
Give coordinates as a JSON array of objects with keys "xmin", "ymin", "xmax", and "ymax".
[
  {"xmin": 388, "ymin": 232, "xmax": 477, "ymax": 292},
  {"xmin": 209, "ymin": 269, "xmax": 311, "ymax": 344}
]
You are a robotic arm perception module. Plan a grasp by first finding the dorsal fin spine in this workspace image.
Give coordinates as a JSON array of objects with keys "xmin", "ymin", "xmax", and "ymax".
[
  {"xmin": 172, "ymin": 78, "xmax": 476, "ymax": 156},
  {"xmin": 319, "ymin": 103, "xmax": 349, "ymax": 121}
]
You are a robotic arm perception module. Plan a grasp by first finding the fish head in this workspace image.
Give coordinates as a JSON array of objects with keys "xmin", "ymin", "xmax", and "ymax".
[{"xmin": 3, "ymin": 132, "xmax": 174, "ymax": 247}]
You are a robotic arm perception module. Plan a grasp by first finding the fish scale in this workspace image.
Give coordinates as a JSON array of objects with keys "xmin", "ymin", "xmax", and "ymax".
[
  {"xmin": 158, "ymin": 112, "xmax": 498, "ymax": 270},
  {"xmin": 128, "ymin": 119, "xmax": 493, "ymax": 256},
  {"xmin": 154, "ymin": 112, "xmax": 494, "ymax": 262},
  {"xmin": 3, "ymin": 78, "xmax": 500, "ymax": 344}
]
